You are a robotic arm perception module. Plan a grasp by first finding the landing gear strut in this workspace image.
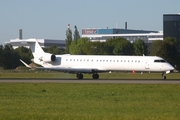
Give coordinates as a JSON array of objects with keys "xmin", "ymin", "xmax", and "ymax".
[
  {"xmin": 162, "ymin": 72, "xmax": 166, "ymax": 80},
  {"xmin": 92, "ymin": 73, "xmax": 99, "ymax": 79},
  {"xmin": 76, "ymin": 73, "xmax": 83, "ymax": 79}
]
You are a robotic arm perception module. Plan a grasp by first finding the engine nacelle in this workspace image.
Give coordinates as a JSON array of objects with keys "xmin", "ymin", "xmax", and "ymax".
[{"xmin": 42, "ymin": 53, "xmax": 56, "ymax": 62}]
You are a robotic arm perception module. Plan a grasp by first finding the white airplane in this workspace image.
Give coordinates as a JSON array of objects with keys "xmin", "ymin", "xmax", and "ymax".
[{"xmin": 18, "ymin": 39, "xmax": 174, "ymax": 79}]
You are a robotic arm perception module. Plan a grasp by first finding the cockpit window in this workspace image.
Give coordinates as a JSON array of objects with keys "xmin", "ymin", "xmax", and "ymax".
[
  {"xmin": 161, "ymin": 60, "xmax": 166, "ymax": 62},
  {"xmin": 155, "ymin": 60, "xmax": 166, "ymax": 62}
]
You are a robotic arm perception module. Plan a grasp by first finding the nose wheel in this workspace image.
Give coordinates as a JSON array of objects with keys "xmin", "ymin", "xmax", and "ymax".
[{"xmin": 162, "ymin": 72, "xmax": 166, "ymax": 80}]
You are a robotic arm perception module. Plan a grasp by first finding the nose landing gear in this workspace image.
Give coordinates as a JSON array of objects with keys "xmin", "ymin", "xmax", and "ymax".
[{"xmin": 162, "ymin": 72, "xmax": 166, "ymax": 80}]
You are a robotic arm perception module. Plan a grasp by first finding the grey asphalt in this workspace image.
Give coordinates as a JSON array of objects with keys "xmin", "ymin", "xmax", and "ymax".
[{"xmin": 0, "ymin": 79, "xmax": 180, "ymax": 84}]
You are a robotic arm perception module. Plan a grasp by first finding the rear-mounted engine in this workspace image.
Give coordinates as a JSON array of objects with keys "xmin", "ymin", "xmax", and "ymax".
[{"xmin": 42, "ymin": 53, "xmax": 56, "ymax": 62}]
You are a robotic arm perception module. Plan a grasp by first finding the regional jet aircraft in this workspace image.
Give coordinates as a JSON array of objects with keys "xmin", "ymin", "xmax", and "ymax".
[{"xmin": 18, "ymin": 39, "xmax": 174, "ymax": 79}]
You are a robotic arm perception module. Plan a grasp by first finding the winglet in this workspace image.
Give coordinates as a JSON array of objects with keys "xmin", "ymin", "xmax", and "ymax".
[{"xmin": 20, "ymin": 59, "xmax": 32, "ymax": 68}]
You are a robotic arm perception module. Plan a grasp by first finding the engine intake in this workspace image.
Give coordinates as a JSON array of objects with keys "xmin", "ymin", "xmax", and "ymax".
[{"xmin": 43, "ymin": 53, "xmax": 56, "ymax": 62}]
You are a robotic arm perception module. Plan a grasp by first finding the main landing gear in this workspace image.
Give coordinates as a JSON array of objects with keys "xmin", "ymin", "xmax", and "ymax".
[
  {"xmin": 76, "ymin": 73, "xmax": 99, "ymax": 79},
  {"xmin": 92, "ymin": 73, "xmax": 99, "ymax": 79},
  {"xmin": 76, "ymin": 73, "xmax": 83, "ymax": 79},
  {"xmin": 162, "ymin": 72, "xmax": 166, "ymax": 80}
]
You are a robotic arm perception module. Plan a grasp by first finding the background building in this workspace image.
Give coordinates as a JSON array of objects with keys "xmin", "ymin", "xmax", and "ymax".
[
  {"xmin": 10, "ymin": 39, "xmax": 66, "ymax": 49},
  {"xmin": 9, "ymin": 29, "xmax": 66, "ymax": 49},
  {"xmin": 82, "ymin": 28, "xmax": 163, "ymax": 43},
  {"xmin": 163, "ymin": 14, "xmax": 180, "ymax": 44}
]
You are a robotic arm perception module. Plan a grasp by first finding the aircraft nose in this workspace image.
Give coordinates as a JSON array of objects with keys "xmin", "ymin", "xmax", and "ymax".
[{"xmin": 169, "ymin": 64, "xmax": 175, "ymax": 72}]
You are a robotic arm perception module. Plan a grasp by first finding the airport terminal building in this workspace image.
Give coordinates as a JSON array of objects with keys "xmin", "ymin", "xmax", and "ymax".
[
  {"xmin": 10, "ymin": 39, "xmax": 66, "ymax": 49},
  {"xmin": 82, "ymin": 28, "xmax": 163, "ymax": 43}
]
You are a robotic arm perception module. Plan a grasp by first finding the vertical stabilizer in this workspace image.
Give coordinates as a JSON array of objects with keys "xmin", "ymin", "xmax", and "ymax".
[
  {"xmin": 21, "ymin": 39, "xmax": 45, "ymax": 65},
  {"xmin": 27, "ymin": 39, "xmax": 44, "ymax": 59}
]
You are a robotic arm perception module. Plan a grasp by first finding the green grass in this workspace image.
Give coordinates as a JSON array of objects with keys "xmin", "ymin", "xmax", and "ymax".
[
  {"xmin": 0, "ymin": 72, "xmax": 180, "ymax": 79},
  {"xmin": 0, "ymin": 83, "xmax": 180, "ymax": 119}
]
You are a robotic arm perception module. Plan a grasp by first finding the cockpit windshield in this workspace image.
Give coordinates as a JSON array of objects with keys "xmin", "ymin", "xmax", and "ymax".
[{"xmin": 154, "ymin": 60, "xmax": 166, "ymax": 63}]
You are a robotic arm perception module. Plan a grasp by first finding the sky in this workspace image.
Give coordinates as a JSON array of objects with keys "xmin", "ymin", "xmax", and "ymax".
[{"xmin": 0, "ymin": 0, "xmax": 180, "ymax": 45}]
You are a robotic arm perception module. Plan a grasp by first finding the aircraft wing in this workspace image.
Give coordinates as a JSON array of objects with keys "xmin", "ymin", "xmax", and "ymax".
[
  {"xmin": 20, "ymin": 59, "xmax": 107, "ymax": 73},
  {"xmin": 20, "ymin": 59, "xmax": 32, "ymax": 68},
  {"xmin": 36, "ymin": 67, "xmax": 102, "ymax": 73}
]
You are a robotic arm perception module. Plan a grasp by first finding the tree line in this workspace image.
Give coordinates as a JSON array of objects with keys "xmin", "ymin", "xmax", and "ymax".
[{"xmin": 0, "ymin": 26, "xmax": 179, "ymax": 70}]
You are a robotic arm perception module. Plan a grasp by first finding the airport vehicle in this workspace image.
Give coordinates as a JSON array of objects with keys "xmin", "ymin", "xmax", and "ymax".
[{"xmin": 19, "ymin": 39, "xmax": 174, "ymax": 79}]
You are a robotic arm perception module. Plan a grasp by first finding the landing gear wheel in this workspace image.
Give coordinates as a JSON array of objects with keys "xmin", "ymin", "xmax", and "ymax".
[
  {"xmin": 92, "ymin": 73, "xmax": 99, "ymax": 79},
  {"xmin": 76, "ymin": 73, "xmax": 83, "ymax": 79},
  {"xmin": 162, "ymin": 72, "xmax": 166, "ymax": 80},
  {"xmin": 163, "ymin": 76, "xmax": 166, "ymax": 80}
]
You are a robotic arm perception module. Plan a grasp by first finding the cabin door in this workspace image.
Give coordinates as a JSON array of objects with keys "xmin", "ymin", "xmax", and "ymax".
[{"xmin": 145, "ymin": 60, "xmax": 150, "ymax": 70}]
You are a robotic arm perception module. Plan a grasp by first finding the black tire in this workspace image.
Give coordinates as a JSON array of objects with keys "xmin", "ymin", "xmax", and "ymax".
[
  {"xmin": 77, "ymin": 73, "xmax": 83, "ymax": 79},
  {"xmin": 163, "ymin": 76, "xmax": 166, "ymax": 80},
  {"xmin": 92, "ymin": 74, "xmax": 99, "ymax": 79}
]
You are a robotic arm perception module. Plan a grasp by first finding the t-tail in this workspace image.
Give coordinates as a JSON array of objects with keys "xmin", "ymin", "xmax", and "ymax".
[{"xmin": 20, "ymin": 39, "xmax": 56, "ymax": 66}]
